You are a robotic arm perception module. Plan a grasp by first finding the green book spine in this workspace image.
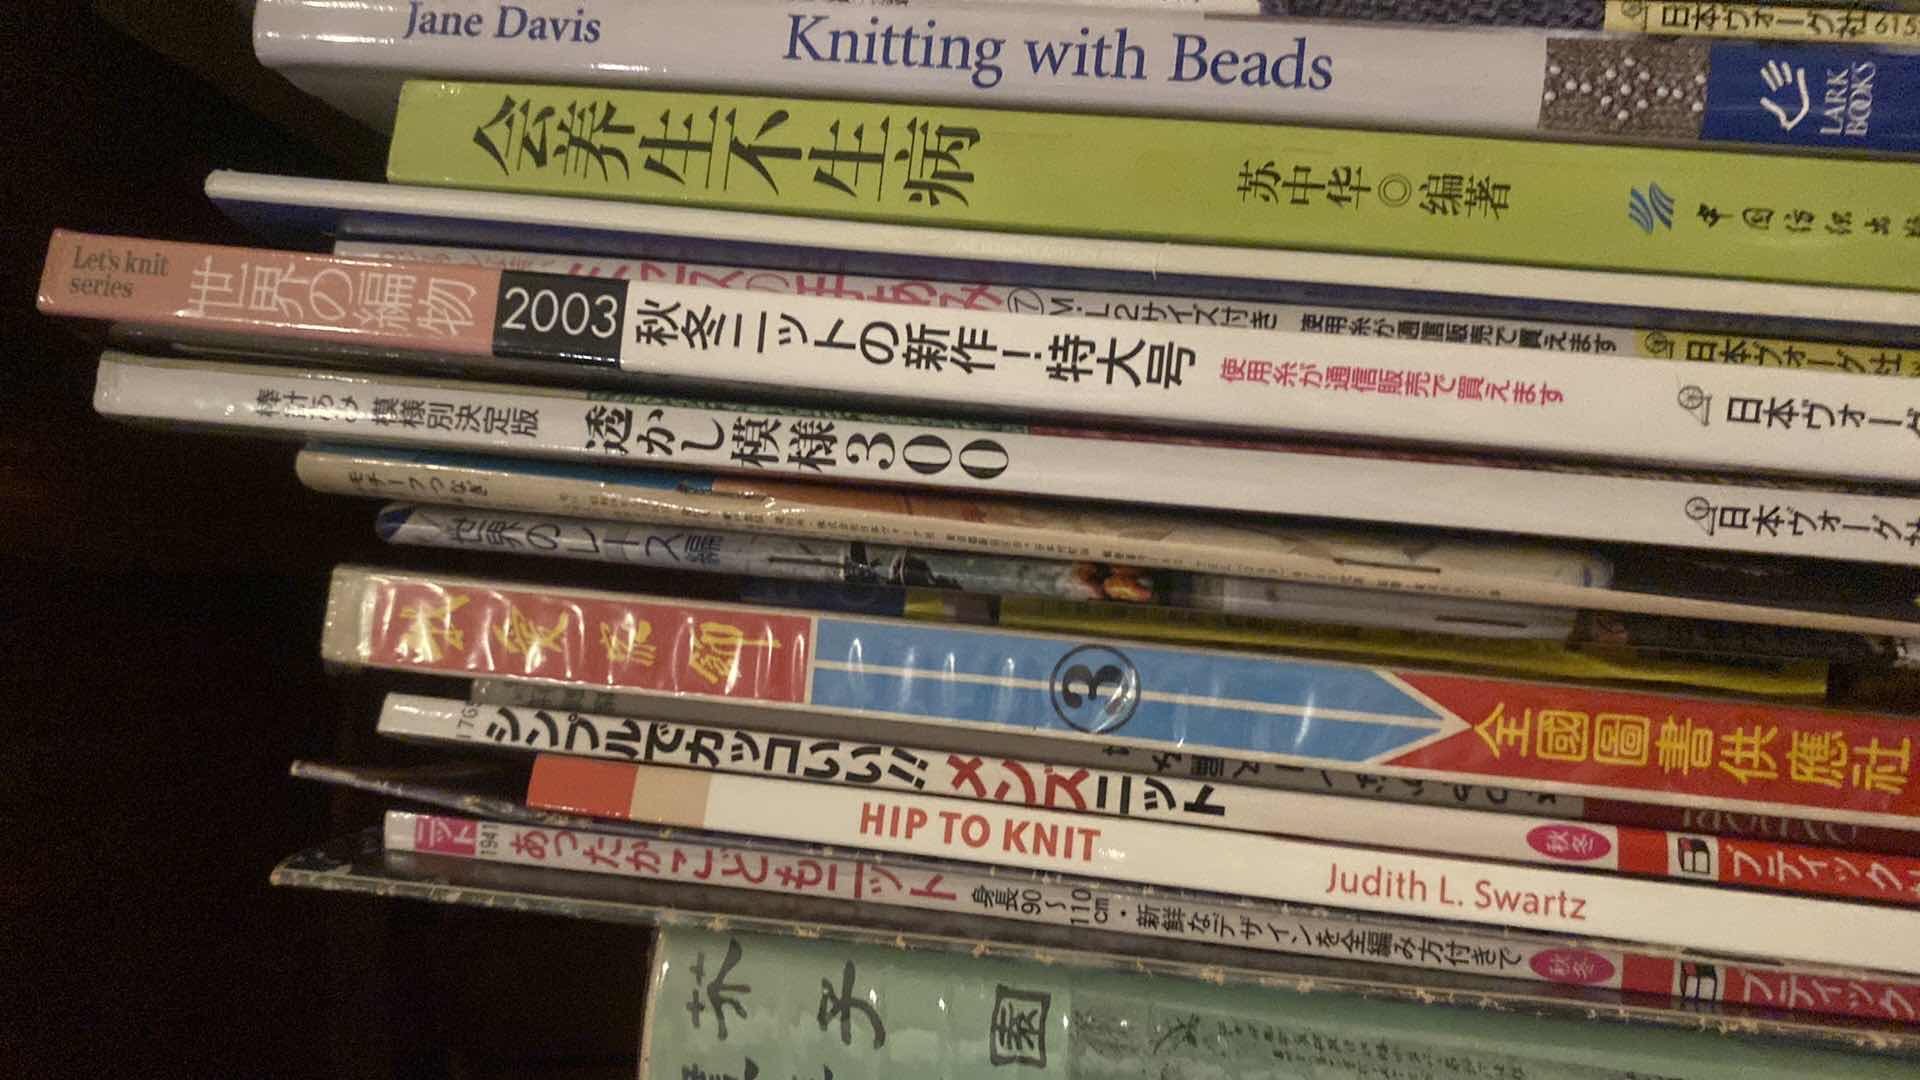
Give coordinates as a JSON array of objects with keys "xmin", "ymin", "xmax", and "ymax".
[
  {"xmin": 388, "ymin": 81, "xmax": 1920, "ymax": 293},
  {"xmin": 644, "ymin": 926, "xmax": 1916, "ymax": 1080}
]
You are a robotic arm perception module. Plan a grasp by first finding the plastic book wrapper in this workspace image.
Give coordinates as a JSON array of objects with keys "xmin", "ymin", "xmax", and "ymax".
[
  {"xmin": 298, "ymin": 445, "xmax": 1618, "ymax": 595},
  {"xmin": 638, "ymin": 926, "xmax": 1920, "ymax": 1079},
  {"xmin": 295, "ymin": 445, "xmax": 1920, "ymax": 641},
  {"xmin": 304, "ymin": 756, "xmax": 1920, "ymax": 1025},
  {"xmin": 379, "ymin": 694, "xmax": 1920, "ymax": 909},
  {"xmin": 368, "ymin": 501, "xmax": 1829, "ymax": 697},
  {"xmin": 318, "ymin": 564, "xmax": 1920, "ymax": 827},
  {"xmin": 268, "ymin": 820, "xmax": 1920, "ymax": 1052}
]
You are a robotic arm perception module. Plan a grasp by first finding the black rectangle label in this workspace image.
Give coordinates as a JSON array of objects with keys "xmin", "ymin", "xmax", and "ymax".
[{"xmin": 492, "ymin": 271, "xmax": 627, "ymax": 367}]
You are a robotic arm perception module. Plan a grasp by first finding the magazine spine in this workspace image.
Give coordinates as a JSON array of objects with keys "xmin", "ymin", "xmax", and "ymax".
[
  {"xmin": 297, "ymin": 446, "xmax": 1920, "ymax": 640},
  {"xmin": 335, "ymin": 239, "xmax": 1920, "ymax": 381},
  {"xmin": 467, "ymin": 676, "xmax": 1920, "ymax": 858},
  {"xmin": 374, "ymin": 501, "xmax": 1573, "ymax": 639},
  {"xmin": 521, "ymin": 759, "xmax": 1920, "ymax": 972},
  {"xmin": 389, "ymin": 82, "xmax": 1920, "ymax": 291},
  {"xmin": 1603, "ymin": 1, "xmax": 1920, "ymax": 47},
  {"xmin": 256, "ymin": 0, "xmax": 1917, "ymax": 156},
  {"xmin": 320, "ymin": 564, "xmax": 1920, "ymax": 825},
  {"xmin": 384, "ymin": 808, "xmax": 1920, "ymax": 1025},
  {"xmin": 52, "ymin": 229, "xmax": 1920, "ymax": 482},
  {"xmin": 379, "ymin": 693, "xmax": 1920, "ymax": 906},
  {"xmin": 93, "ymin": 353, "xmax": 1920, "ymax": 567}
]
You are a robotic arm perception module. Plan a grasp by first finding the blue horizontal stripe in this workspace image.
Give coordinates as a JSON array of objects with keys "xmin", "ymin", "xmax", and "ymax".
[
  {"xmin": 805, "ymin": 667, "xmax": 1433, "ymax": 764},
  {"xmin": 812, "ymin": 618, "xmax": 1439, "ymax": 720}
]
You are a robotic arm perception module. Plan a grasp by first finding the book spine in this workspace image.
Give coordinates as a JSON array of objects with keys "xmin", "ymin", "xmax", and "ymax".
[
  {"xmin": 988, "ymin": 596, "xmax": 1828, "ymax": 698},
  {"xmin": 390, "ymin": 82, "xmax": 1920, "ymax": 292},
  {"xmin": 322, "ymin": 564, "xmax": 1920, "ymax": 826},
  {"xmin": 469, "ymin": 675, "xmax": 1920, "ymax": 857},
  {"xmin": 301, "ymin": 445, "xmax": 1611, "ymax": 591},
  {"xmin": 207, "ymin": 172, "xmax": 1920, "ymax": 336},
  {"xmin": 643, "ymin": 926, "xmax": 1920, "ymax": 1080},
  {"xmin": 55, "ymin": 230, "xmax": 1920, "ymax": 482},
  {"xmin": 90, "ymin": 352, "xmax": 1920, "ymax": 568},
  {"xmin": 525, "ymin": 758, "xmax": 1920, "ymax": 972},
  {"xmin": 385, "ymin": 808, "xmax": 1920, "ymax": 1026},
  {"xmin": 298, "ymin": 445, "xmax": 1920, "ymax": 641},
  {"xmin": 375, "ymin": 501, "xmax": 1573, "ymax": 639},
  {"xmin": 1605, "ymin": 2, "xmax": 1920, "ymax": 48},
  {"xmin": 380, "ymin": 693, "xmax": 1920, "ymax": 906},
  {"xmin": 259, "ymin": 0, "xmax": 1920, "ymax": 155},
  {"xmin": 338, "ymin": 239, "xmax": 1920, "ymax": 381},
  {"xmin": 1571, "ymin": 609, "xmax": 1903, "ymax": 667}
]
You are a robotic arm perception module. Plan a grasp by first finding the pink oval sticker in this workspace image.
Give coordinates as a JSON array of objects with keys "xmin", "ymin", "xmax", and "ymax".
[
  {"xmin": 1530, "ymin": 949, "xmax": 1617, "ymax": 985},
  {"xmin": 1526, "ymin": 824, "xmax": 1612, "ymax": 862}
]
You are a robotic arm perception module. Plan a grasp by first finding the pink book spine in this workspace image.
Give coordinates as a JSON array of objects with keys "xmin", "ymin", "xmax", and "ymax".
[{"xmin": 37, "ymin": 229, "xmax": 500, "ymax": 355}]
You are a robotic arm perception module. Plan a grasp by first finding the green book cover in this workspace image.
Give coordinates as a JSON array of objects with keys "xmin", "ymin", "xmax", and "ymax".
[
  {"xmin": 389, "ymin": 81, "xmax": 1920, "ymax": 293},
  {"xmin": 644, "ymin": 926, "xmax": 1915, "ymax": 1080}
]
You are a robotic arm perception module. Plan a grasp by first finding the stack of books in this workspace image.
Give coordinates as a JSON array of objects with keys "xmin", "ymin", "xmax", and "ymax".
[{"xmin": 39, "ymin": 0, "xmax": 1920, "ymax": 1073}]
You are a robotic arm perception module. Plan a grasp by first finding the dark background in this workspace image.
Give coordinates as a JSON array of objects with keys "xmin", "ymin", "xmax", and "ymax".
[{"xmin": 5, "ymin": 7, "xmax": 644, "ymax": 1076}]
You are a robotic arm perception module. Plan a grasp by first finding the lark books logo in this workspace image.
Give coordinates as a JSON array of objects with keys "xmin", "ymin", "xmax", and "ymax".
[{"xmin": 1759, "ymin": 59, "xmax": 1811, "ymax": 131}]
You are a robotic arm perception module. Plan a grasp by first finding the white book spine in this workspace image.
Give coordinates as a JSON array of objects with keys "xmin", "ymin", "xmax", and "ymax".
[
  {"xmin": 74, "ymin": 233, "xmax": 1920, "ymax": 481},
  {"xmin": 207, "ymin": 173, "xmax": 1920, "ymax": 332},
  {"xmin": 97, "ymin": 352, "xmax": 1920, "ymax": 566},
  {"xmin": 381, "ymin": 693, "xmax": 1640, "ymax": 871},
  {"xmin": 516, "ymin": 272, "xmax": 1920, "ymax": 483},
  {"xmin": 380, "ymin": 808, "xmax": 1635, "ymax": 990},
  {"xmin": 612, "ymin": 763, "xmax": 1920, "ymax": 973},
  {"xmin": 256, "ymin": 0, "xmax": 1541, "ymax": 132}
]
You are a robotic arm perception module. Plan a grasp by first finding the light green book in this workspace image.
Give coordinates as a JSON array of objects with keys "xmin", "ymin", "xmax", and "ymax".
[
  {"xmin": 388, "ymin": 81, "xmax": 1920, "ymax": 293},
  {"xmin": 644, "ymin": 926, "xmax": 1917, "ymax": 1080}
]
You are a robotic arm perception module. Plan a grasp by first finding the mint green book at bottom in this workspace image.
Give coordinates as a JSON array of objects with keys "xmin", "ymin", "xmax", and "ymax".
[{"xmin": 644, "ymin": 926, "xmax": 1914, "ymax": 1080}]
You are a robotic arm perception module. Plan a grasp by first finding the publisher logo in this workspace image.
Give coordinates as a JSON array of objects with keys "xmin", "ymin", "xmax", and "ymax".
[
  {"xmin": 1759, "ymin": 60, "xmax": 1812, "ymax": 131},
  {"xmin": 1530, "ymin": 949, "xmax": 1617, "ymax": 985},
  {"xmin": 1525, "ymin": 824, "xmax": 1613, "ymax": 863},
  {"xmin": 1627, "ymin": 182, "xmax": 1675, "ymax": 234},
  {"xmin": 1049, "ymin": 645, "xmax": 1140, "ymax": 734},
  {"xmin": 414, "ymin": 815, "xmax": 478, "ymax": 856}
]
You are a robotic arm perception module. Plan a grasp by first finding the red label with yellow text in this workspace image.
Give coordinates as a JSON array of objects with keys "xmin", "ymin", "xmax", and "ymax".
[
  {"xmin": 1389, "ymin": 673, "xmax": 1920, "ymax": 819},
  {"xmin": 361, "ymin": 581, "xmax": 812, "ymax": 702}
]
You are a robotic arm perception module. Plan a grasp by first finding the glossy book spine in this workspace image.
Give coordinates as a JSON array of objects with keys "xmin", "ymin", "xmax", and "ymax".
[
  {"xmin": 381, "ymin": 693, "xmax": 1920, "ymax": 906},
  {"xmin": 319, "ymin": 564, "xmax": 1920, "ymax": 826},
  {"xmin": 373, "ymin": 502, "xmax": 1572, "ymax": 639}
]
